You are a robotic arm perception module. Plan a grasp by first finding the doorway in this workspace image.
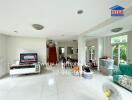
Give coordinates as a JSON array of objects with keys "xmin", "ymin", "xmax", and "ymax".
[{"xmin": 58, "ymin": 47, "xmax": 65, "ymax": 61}]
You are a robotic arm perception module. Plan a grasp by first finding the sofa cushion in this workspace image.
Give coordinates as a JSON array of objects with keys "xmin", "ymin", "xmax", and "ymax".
[
  {"xmin": 119, "ymin": 64, "xmax": 132, "ymax": 77},
  {"xmin": 112, "ymin": 69, "xmax": 122, "ymax": 76},
  {"xmin": 118, "ymin": 75, "xmax": 132, "ymax": 91}
]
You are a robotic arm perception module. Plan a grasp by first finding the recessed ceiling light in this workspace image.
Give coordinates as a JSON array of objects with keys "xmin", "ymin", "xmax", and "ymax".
[
  {"xmin": 111, "ymin": 27, "xmax": 123, "ymax": 32},
  {"xmin": 14, "ymin": 30, "xmax": 18, "ymax": 33},
  {"xmin": 32, "ymin": 24, "xmax": 44, "ymax": 30},
  {"xmin": 73, "ymin": 40, "xmax": 77, "ymax": 42},
  {"xmin": 77, "ymin": 10, "xmax": 83, "ymax": 14}
]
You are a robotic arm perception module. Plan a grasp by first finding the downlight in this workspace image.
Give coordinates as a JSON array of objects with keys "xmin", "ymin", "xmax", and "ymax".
[
  {"xmin": 32, "ymin": 24, "xmax": 44, "ymax": 30},
  {"xmin": 111, "ymin": 27, "xmax": 123, "ymax": 32},
  {"xmin": 14, "ymin": 30, "xmax": 18, "ymax": 33},
  {"xmin": 77, "ymin": 10, "xmax": 84, "ymax": 14}
]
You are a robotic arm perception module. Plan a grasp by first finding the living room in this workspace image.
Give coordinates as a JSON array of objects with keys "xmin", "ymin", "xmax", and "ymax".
[{"xmin": 0, "ymin": 0, "xmax": 132, "ymax": 100}]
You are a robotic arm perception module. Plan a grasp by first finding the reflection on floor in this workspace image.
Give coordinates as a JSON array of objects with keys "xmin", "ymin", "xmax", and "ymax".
[{"xmin": 0, "ymin": 64, "xmax": 132, "ymax": 100}]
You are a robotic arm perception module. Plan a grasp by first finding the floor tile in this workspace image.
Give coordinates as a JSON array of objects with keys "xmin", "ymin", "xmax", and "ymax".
[{"xmin": 0, "ymin": 64, "xmax": 132, "ymax": 100}]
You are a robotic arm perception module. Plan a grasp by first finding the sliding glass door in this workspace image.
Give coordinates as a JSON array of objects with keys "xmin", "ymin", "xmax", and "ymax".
[
  {"xmin": 112, "ymin": 44, "xmax": 127, "ymax": 65},
  {"xmin": 120, "ymin": 44, "xmax": 127, "ymax": 64},
  {"xmin": 111, "ymin": 35, "xmax": 128, "ymax": 65}
]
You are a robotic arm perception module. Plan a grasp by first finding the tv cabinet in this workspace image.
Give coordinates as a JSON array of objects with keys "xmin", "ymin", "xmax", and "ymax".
[{"xmin": 10, "ymin": 63, "xmax": 40, "ymax": 75}]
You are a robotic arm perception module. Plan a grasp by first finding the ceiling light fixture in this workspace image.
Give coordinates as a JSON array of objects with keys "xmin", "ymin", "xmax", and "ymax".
[
  {"xmin": 111, "ymin": 27, "xmax": 123, "ymax": 32},
  {"xmin": 73, "ymin": 40, "xmax": 77, "ymax": 42},
  {"xmin": 32, "ymin": 24, "xmax": 44, "ymax": 30},
  {"xmin": 14, "ymin": 30, "xmax": 18, "ymax": 33},
  {"xmin": 77, "ymin": 10, "xmax": 83, "ymax": 14}
]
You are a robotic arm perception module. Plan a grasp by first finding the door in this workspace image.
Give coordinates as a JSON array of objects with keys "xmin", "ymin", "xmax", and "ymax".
[{"xmin": 112, "ymin": 44, "xmax": 127, "ymax": 65}]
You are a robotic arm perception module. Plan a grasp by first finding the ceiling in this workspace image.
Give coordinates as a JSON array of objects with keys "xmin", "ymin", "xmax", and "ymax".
[
  {"xmin": 85, "ymin": 15, "xmax": 132, "ymax": 37},
  {"xmin": 0, "ymin": 0, "xmax": 132, "ymax": 40}
]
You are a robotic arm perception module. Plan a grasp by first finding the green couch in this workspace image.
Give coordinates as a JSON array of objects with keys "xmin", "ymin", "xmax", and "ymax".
[{"xmin": 112, "ymin": 64, "xmax": 132, "ymax": 91}]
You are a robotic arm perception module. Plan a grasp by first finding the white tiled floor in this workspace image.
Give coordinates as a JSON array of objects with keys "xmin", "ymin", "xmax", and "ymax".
[{"xmin": 0, "ymin": 64, "xmax": 132, "ymax": 100}]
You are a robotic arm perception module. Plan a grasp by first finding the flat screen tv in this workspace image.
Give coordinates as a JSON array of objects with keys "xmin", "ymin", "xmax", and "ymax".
[{"xmin": 20, "ymin": 53, "xmax": 38, "ymax": 64}]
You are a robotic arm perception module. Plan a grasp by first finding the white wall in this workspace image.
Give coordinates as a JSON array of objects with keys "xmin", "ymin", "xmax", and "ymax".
[
  {"xmin": 86, "ymin": 39, "xmax": 97, "ymax": 47},
  {"xmin": 103, "ymin": 37, "xmax": 112, "ymax": 57},
  {"xmin": 7, "ymin": 36, "xmax": 47, "ymax": 65},
  {"xmin": 96, "ymin": 37, "xmax": 112, "ymax": 58},
  {"xmin": 127, "ymin": 31, "xmax": 132, "ymax": 63},
  {"xmin": 0, "ymin": 34, "xmax": 8, "ymax": 77}
]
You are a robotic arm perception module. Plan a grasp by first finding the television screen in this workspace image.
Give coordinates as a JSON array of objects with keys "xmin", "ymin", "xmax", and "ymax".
[{"xmin": 20, "ymin": 53, "xmax": 38, "ymax": 64}]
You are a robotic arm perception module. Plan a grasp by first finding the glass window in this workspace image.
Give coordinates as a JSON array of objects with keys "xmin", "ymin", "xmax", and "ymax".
[
  {"xmin": 59, "ymin": 47, "xmax": 65, "ymax": 55},
  {"xmin": 88, "ymin": 46, "xmax": 96, "ymax": 60},
  {"xmin": 61, "ymin": 48, "xmax": 65, "ymax": 54},
  {"xmin": 120, "ymin": 44, "xmax": 127, "ymax": 64},
  {"xmin": 111, "ymin": 35, "xmax": 127, "ymax": 44},
  {"xmin": 111, "ymin": 35, "xmax": 128, "ymax": 65}
]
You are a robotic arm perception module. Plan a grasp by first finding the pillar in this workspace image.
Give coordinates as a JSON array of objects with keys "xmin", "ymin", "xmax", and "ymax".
[
  {"xmin": 97, "ymin": 38, "xmax": 104, "ymax": 71},
  {"xmin": 78, "ymin": 36, "xmax": 87, "ymax": 74}
]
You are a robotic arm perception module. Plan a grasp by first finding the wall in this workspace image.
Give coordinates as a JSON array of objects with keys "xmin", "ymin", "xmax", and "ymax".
[
  {"xmin": 103, "ymin": 37, "xmax": 112, "ymax": 57},
  {"xmin": 7, "ymin": 36, "xmax": 47, "ymax": 65},
  {"xmin": 57, "ymin": 41, "xmax": 78, "ymax": 59},
  {"xmin": 0, "ymin": 34, "xmax": 8, "ymax": 77},
  {"xmin": 86, "ymin": 39, "xmax": 97, "ymax": 47},
  {"xmin": 127, "ymin": 31, "xmax": 132, "ymax": 63}
]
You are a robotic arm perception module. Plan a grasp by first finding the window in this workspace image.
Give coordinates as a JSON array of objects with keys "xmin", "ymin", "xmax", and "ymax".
[
  {"xmin": 59, "ymin": 47, "xmax": 65, "ymax": 55},
  {"xmin": 61, "ymin": 48, "xmax": 65, "ymax": 54},
  {"xmin": 111, "ymin": 35, "xmax": 127, "ymax": 44},
  {"xmin": 88, "ymin": 46, "xmax": 96, "ymax": 60},
  {"xmin": 111, "ymin": 35, "xmax": 128, "ymax": 65}
]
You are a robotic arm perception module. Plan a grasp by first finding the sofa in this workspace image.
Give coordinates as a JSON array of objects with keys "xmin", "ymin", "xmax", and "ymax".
[{"xmin": 112, "ymin": 64, "xmax": 132, "ymax": 92}]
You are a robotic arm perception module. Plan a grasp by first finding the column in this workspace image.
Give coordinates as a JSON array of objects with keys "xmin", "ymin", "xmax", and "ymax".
[
  {"xmin": 97, "ymin": 38, "xmax": 104, "ymax": 71},
  {"xmin": 78, "ymin": 36, "xmax": 87, "ymax": 74},
  {"xmin": 43, "ymin": 39, "xmax": 47, "ymax": 64},
  {"xmin": 64, "ymin": 42, "xmax": 67, "ymax": 59}
]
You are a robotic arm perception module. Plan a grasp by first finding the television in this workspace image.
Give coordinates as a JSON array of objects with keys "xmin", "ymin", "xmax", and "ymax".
[{"xmin": 20, "ymin": 53, "xmax": 38, "ymax": 64}]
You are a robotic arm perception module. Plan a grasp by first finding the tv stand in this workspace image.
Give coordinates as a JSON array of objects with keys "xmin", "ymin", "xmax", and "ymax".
[{"xmin": 10, "ymin": 63, "xmax": 40, "ymax": 75}]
